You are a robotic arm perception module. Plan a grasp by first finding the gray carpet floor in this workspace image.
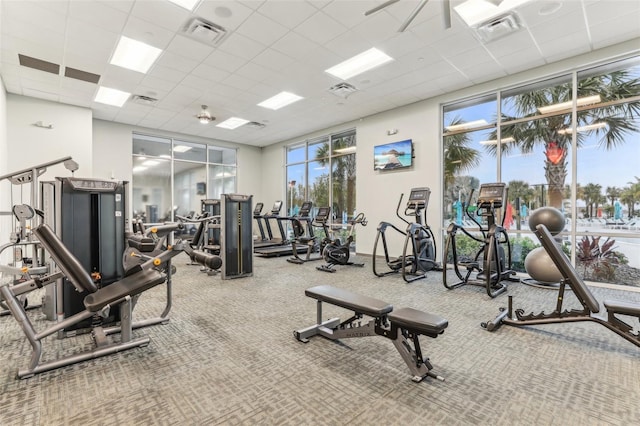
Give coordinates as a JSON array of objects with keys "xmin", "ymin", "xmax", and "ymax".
[{"xmin": 1, "ymin": 253, "xmax": 639, "ymax": 425}]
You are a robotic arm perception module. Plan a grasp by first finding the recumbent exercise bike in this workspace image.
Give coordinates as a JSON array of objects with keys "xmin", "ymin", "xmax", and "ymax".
[
  {"xmin": 372, "ymin": 187, "xmax": 440, "ymax": 283},
  {"xmin": 317, "ymin": 212, "xmax": 367, "ymax": 273},
  {"xmin": 442, "ymin": 182, "xmax": 518, "ymax": 298}
]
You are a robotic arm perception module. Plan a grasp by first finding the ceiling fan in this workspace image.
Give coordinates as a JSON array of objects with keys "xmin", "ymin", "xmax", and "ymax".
[
  {"xmin": 364, "ymin": 0, "xmax": 507, "ymax": 33},
  {"xmin": 364, "ymin": 0, "xmax": 452, "ymax": 32}
]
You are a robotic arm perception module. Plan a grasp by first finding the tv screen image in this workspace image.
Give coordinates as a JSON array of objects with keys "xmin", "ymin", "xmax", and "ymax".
[{"xmin": 374, "ymin": 139, "xmax": 413, "ymax": 170}]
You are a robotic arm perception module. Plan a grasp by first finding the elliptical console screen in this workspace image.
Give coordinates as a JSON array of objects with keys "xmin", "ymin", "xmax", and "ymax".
[
  {"xmin": 408, "ymin": 187, "xmax": 430, "ymax": 206},
  {"xmin": 316, "ymin": 207, "xmax": 330, "ymax": 221},
  {"xmin": 477, "ymin": 183, "xmax": 505, "ymax": 207}
]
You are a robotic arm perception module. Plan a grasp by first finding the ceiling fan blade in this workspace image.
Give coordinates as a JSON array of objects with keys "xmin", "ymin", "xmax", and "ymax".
[
  {"xmin": 364, "ymin": 0, "xmax": 401, "ymax": 16},
  {"xmin": 442, "ymin": 0, "xmax": 451, "ymax": 29},
  {"xmin": 398, "ymin": 0, "xmax": 429, "ymax": 32}
]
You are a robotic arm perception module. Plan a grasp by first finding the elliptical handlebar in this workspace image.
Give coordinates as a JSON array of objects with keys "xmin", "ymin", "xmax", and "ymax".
[{"xmin": 395, "ymin": 193, "xmax": 410, "ymax": 225}]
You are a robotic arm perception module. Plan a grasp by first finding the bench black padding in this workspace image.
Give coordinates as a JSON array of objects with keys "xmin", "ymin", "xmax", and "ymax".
[
  {"xmin": 33, "ymin": 224, "xmax": 98, "ymax": 294},
  {"xmin": 83, "ymin": 269, "xmax": 166, "ymax": 312},
  {"xmin": 535, "ymin": 224, "xmax": 600, "ymax": 313},
  {"xmin": 305, "ymin": 285, "xmax": 393, "ymax": 317},
  {"xmin": 388, "ymin": 307, "xmax": 448, "ymax": 337},
  {"xmin": 603, "ymin": 299, "xmax": 640, "ymax": 316},
  {"xmin": 126, "ymin": 235, "xmax": 156, "ymax": 252}
]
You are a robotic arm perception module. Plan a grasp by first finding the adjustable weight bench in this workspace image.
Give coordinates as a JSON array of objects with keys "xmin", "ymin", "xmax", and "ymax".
[
  {"xmin": 0, "ymin": 224, "xmax": 171, "ymax": 378},
  {"xmin": 295, "ymin": 285, "xmax": 448, "ymax": 383},
  {"xmin": 482, "ymin": 224, "xmax": 640, "ymax": 348}
]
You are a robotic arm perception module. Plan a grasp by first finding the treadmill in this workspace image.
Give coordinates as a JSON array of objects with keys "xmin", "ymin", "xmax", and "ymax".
[
  {"xmin": 254, "ymin": 201, "xmax": 313, "ymax": 258},
  {"xmin": 253, "ymin": 200, "xmax": 286, "ymax": 250}
]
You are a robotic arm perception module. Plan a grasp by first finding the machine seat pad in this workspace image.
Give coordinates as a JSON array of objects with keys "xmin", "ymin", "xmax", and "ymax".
[
  {"xmin": 127, "ymin": 235, "xmax": 156, "ymax": 252},
  {"xmin": 388, "ymin": 307, "xmax": 448, "ymax": 336},
  {"xmin": 84, "ymin": 269, "xmax": 166, "ymax": 312},
  {"xmin": 603, "ymin": 299, "xmax": 640, "ymax": 317},
  {"xmin": 305, "ymin": 285, "xmax": 393, "ymax": 318}
]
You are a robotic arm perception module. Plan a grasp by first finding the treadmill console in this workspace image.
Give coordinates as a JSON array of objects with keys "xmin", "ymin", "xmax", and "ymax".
[
  {"xmin": 253, "ymin": 202, "xmax": 264, "ymax": 216},
  {"xmin": 270, "ymin": 201, "xmax": 283, "ymax": 215},
  {"xmin": 298, "ymin": 201, "xmax": 313, "ymax": 217},
  {"xmin": 477, "ymin": 183, "xmax": 506, "ymax": 209}
]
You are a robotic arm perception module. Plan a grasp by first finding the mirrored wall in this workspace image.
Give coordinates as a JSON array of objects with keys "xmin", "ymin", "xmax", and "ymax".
[{"xmin": 132, "ymin": 133, "xmax": 237, "ymax": 224}]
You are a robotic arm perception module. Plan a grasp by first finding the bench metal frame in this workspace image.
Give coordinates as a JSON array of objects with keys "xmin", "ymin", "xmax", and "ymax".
[
  {"xmin": 482, "ymin": 224, "xmax": 639, "ymax": 348},
  {"xmin": 295, "ymin": 289, "xmax": 446, "ymax": 383}
]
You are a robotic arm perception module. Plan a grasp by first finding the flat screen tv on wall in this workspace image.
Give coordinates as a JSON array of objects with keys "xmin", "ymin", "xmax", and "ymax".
[{"xmin": 374, "ymin": 139, "xmax": 413, "ymax": 171}]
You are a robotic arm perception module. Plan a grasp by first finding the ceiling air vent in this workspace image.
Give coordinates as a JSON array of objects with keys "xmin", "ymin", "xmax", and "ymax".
[
  {"xmin": 474, "ymin": 12, "xmax": 522, "ymax": 43},
  {"xmin": 182, "ymin": 17, "xmax": 228, "ymax": 46},
  {"xmin": 132, "ymin": 95, "xmax": 158, "ymax": 106},
  {"xmin": 246, "ymin": 121, "xmax": 266, "ymax": 129},
  {"xmin": 328, "ymin": 82, "xmax": 358, "ymax": 99}
]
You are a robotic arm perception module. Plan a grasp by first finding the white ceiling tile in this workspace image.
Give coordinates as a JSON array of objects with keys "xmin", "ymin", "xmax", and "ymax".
[
  {"xmin": 251, "ymin": 48, "xmax": 296, "ymax": 72},
  {"xmin": 590, "ymin": 15, "xmax": 640, "ymax": 49},
  {"xmin": 203, "ymin": 50, "xmax": 248, "ymax": 73},
  {"xmin": 155, "ymin": 51, "xmax": 200, "ymax": 74},
  {"xmin": 218, "ymin": 32, "xmax": 267, "ymax": 61},
  {"xmin": 271, "ymin": 31, "xmax": 320, "ymax": 59},
  {"xmin": 431, "ymin": 31, "xmax": 483, "ymax": 57},
  {"xmin": 191, "ymin": 63, "xmax": 231, "ymax": 82},
  {"xmin": 14, "ymin": 38, "xmax": 65, "ymax": 66},
  {"xmin": 584, "ymin": 0, "xmax": 640, "ymax": 26},
  {"xmin": 65, "ymin": 20, "xmax": 120, "ymax": 63},
  {"xmin": 69, "ymin": 0, "xmax": 129, "ymax": 34},
  {"xmin": 294, "ymin": 11, "xmax": 348, "ymax": 45},
  {"xmin": 323, "ymin": 31, "xmax": 375, "ymax": 58},
  {"xmin": 322, "ymin": 0, "xmax": 378, "ymax": 28},
  {"xmin": 139, "ymin": 74, "xmax": 178, "ymax": 94},
  {"xmin": 2, "ymin": 1, "xmax": 68, "ymax": 36},
  {"xmin": 92, "ymin": 108, "xmax": 119, "ymax": 121},
  {"xmin": 495, "ymin": 48, "xmax": 546, "ymax": 75},
  {"xmin": 528, "ymin": 11, "xmax": 587, "ymax": 45},
  {"xmin": 130, "ymin": 0, "xmax": 191, "ymax": 33},
  {"xmin": 195, "ymin": 1, "xmax": 255, "ymax": 32},
  {"xmin": 483, "ymin": 30, "xmax": 537, "ymax": 59},
  {"xmin": 97, "ymin": 1, "xmax": 134, "ymax": 15},
  {"xmin": 121, "ymin": 15, "xmax": 176, "ymax": 50},
  {"xmin": 145, "ymin": 65, "xmax": 187, "ymax": 86},
  {"xmin": 256, "ymin": 1, "xmax": 317, "ymax": 29},
  {"xmin": 538, "ymin": 32, "xmax": 592, "ymax": 63},
  {"xmin": 235, "ymin": 12, "xmax": 289, "ymax": 46},
  {"xmin": 234, "ymin": 62, "xmax": 280, "ymax": 84},
  {"xmin": 349, "ymin": 10, "xmax": 402, "ymax": 46},
  {"xmin": 223, "ymin": 73, "xmax": 259, "ymax": 91},
  {"xmin": 165, "ymin": 35, "xmax": 214, "ymax": 63}
]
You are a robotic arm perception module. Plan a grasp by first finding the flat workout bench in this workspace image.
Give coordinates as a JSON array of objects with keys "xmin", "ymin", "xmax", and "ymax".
[{"xmin": 295, "ymin": 285, "xmax": 448, "ymax": 383}]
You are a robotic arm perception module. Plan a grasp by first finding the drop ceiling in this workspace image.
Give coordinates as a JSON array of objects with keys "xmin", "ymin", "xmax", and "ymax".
[{"xmin": 1, "ymin": 0, "xmax": 639, "ymax": 148}]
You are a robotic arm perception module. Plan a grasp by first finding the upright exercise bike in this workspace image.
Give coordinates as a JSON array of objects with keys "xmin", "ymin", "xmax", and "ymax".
[
  {"xmin": 317, "ymin": 212, "xmax": 367, "ymax": 273},
  {"xmin": 287, "ymin": 204, "xmax": 331, "ymax": 264},
  {"xmin": 372, "ymin": 187, "xmax": 439, "ymax": 283},
  {"xmin": 442, "ymin": 182, "xmax": 517, "ymax": 298}
]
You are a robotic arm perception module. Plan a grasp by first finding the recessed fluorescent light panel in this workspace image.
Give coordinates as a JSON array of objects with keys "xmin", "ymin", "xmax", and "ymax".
[
  {"xmin": 168, "ymin": 0, "xmax": 200, "ymax": 11},
  {"xmin": 110, "ymin": 36, "xmax": 162, "ymax": 73},
  {"xmin": 325, "ymin": 48, "xmax": 394, "ymax": 81},
  {"xmin": 217, "ymin": 117, "xmax": 250, "ymax": 129},
  {"xmin": 258, "ymin": 91, "xmax": 303, "ymax": 110},
  {"xmin": 94, "ymin": 86, "xmax": 131, "ymax": 107}
]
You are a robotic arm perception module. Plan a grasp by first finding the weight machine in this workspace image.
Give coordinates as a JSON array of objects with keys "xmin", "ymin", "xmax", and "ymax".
[
  {"xmin": 372, "ymin": 187, "xmax": 439, "ymax": 283},
  {"xmin": 442, "ymin": 182, "xmax": 517, "ymax": 298}
]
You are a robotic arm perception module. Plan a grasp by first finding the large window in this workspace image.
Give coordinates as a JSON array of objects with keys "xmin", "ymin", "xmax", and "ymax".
[
  {"xmin": 132, "ymin": 133, "xmax": 237, "ymax": 224},
  {"xmin": 285, "ymin": 129, "xmax": 358, "ymax": 244},
  {"xmin": 442, "ymin": 56, "xmax": 640, "ymax": 288}
]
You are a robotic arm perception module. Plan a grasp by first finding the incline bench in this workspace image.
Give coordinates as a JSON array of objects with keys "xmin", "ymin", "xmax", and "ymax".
[
  {"xmin": 295, "ymin": 285, "xmax": 448, "ymax": 383},
  {"xmin": 482, "ymin": 224, "xmax": 640, "ymax": 348}
]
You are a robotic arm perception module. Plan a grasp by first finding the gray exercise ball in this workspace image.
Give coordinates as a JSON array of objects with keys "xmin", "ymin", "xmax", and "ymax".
[
  {"xmin": 524, "ymin": 246, "xmax": 563, "ymax": 283},
  {"xmin": 528, "ymin": 207, "xmax": 564, "ymax": 235}
]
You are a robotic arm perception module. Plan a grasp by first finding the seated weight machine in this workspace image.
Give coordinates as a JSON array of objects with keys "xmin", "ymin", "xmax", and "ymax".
[
  {"xmin": 442, "ymin": 182, "xmax": 517, "ymax": 298},
  {"xmin": 372, "ymin": 187, "xmax": 439, "ymax": 283},
  {"xmin": 316, "ymin": 213, "xmax": 367, "ymax": 273}
]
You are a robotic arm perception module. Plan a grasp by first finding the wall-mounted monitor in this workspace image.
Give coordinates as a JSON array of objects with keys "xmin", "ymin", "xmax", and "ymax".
[{"xmin": 374, "ymin": 139, "xmax": 413, "ymax": 171}]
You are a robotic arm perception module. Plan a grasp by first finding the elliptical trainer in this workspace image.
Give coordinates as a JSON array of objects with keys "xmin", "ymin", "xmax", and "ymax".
[
  {"xmin": 316, "ymin": 212, "xmax": 367, "ymax": 273},
  {"xmin": 287, "ymin": 205, "xmax": 331, "ymax": 264},
  {"xmin": 442, "ymin": 182, "xmax": 517, "ymax": 298},
  {"xmin": 372, "ymin": 187, "xmax": 439, "ymax": 283}
]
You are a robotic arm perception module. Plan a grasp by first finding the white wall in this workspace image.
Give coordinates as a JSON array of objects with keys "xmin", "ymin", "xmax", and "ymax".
[
  {"xmin": 0, "ymin": 77, "xmax": 9, "ymax": 263},
  {"xmin": 6, "ymin": 94, "xmax": 92, "ymax": 180},
  {"xmin": 263, "ymin": 39, "xmax": 640, "ymax": 256}
]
